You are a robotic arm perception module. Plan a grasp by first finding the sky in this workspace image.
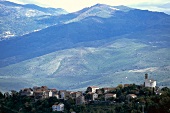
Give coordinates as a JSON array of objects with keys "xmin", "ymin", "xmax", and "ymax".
[{"xmin": 6, "ymin": 0, "xmax": 170, "ymax": 14}]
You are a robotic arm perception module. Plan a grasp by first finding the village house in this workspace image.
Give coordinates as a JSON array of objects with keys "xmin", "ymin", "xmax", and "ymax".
[
  {"xmin": 50, "ymin": 89, "xmax": 58, "ymax": 95},
  {"xmin": 42, "ymin": 90, "xmax": 53, "ymax": 99},
  {"xmin": 102, "ymin": 87, "xmax": 116, "ymax": 93},
  {"xmin": 87, "ymin": 92, "xmax": 98, "ymax": 101},
  {"xmin": 70, "ymin": 91, "xmax": 82, "ymax": 99},
  {"xmin": 20, "ymin": 88, "xmax": 33, "ymax": 96},
  {"xmin": 126, "ymin": 94, "xmax": 137, "ymax": 99},
  {"xmin": 96, "ymin": 88, "xmax": 116, "ymax": 95},
  {"xmin": 52, "ymin": 103, "xmax": 64, "ymax": 112},
  {"xmin": 34, "ymin": 91, "xmax": 44, "ymax": 99},
  {"xmin": 26, "ymin": 86, "xmax": 58, "ymax": 99},
  {"xmin": 105, "ymin": 93, "xmax": 116, "ymax": 100},
  {"xmin": 87, "ymin": 86, "xmax": 99, "ymax": 93},
  {"xmin": 58, "ymin": 90, "xmax": 66, "ymax": 99},
  {"xmin": 33, "ymin": 86, "xmax": 48, "ymax": 92},
  {"xmin": 33, "ymin": 86, "xmax": 48, "ymax": 99},
  {"xmin": 58, "ymin": 90, "xmax": 71, "ymax": 100},
  {"xmin": 52, "ymin": 105, "xmax": 57, "ymax": 112}
]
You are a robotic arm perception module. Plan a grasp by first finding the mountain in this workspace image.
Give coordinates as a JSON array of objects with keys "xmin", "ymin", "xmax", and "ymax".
[
  {"xmin": 0, "ymin": 1, "xmax": 68, "ymax": 40},
  {"xmin": 0, "ymin": 4, "xmax": 170, "ymax": 91},
  {"xmin": 0, "ymin": 38, "xmax": 169, "ymax": 91},
  {"xmin": 66, "ymin": 4, "xmax": 133, "ymax": 23},
  {"xmin": 0, "ymin": 4, "xmax": 170, "ymax": 67}
]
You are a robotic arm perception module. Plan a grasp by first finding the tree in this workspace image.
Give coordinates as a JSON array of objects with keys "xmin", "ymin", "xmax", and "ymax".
[
  {"xmin": 117, "ymin": 84, "xmax": 123, "ymax": 89},
  {"xmin": 107, "ymin": 97, "xmax": 115, "ymax": 101},
  {"xmin": 0, "ymin": 91, "xmax": 3, "ymax": 99}
]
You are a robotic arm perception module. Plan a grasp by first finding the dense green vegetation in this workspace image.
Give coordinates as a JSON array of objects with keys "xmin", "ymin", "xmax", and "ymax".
[{"xmin": 0, "ymin": 85, "xmax": 170, "ymax": 113}]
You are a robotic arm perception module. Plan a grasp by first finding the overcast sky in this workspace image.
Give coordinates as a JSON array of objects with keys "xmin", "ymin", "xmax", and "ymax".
[{"xmin": 6, "ymin": 0, "xmax": 170, "ymax": 14}]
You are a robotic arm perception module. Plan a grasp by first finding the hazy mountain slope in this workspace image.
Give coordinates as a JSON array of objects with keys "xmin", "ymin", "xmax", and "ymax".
[
  {"xmin": 66, "ymin": 4, "xmax": 133, "ymax": 23},
  {"xmin": 0, "ymin": 5, "xmax": 170, "ymax": 67},
  {"xmin": 0, "ymin": 1, "xmax": 68, "ymax": 39},
  {"xmin": 0, "ymin": 4, "xmax": 170, "ymax": 92},
  {"xmin": 0, "ymin": 38, "xmax": 169, "ymax": 91}
]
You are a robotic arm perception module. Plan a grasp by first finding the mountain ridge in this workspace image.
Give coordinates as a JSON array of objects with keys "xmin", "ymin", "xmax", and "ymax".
[
  {"xmin": 0, "ymin": 1, "xmax": 68, "ymax": 39},
  {"xmin": 0, "ymin": 3, "xmax": 170, "ymax": 92},
  {"xmin": 0, "ymin": 6, "xmax": 170, "ymax": 67}
]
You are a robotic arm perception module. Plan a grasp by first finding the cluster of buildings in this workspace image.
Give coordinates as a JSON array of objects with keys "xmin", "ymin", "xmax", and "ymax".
[
  {"xmin": 20, "ymin": 86, "xmax": 57, "ymax": 99},
  {"xmin": 19, "ymin": 74, "xmax": 158, "ymax": 112}
]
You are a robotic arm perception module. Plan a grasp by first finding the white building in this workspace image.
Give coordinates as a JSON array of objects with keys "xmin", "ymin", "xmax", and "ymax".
[
  {"xmin": 49, "ymin": 90, "xmax": 53, "ymax": 97},
  {"xmin": 92, "ymin": 93, "xmax": 98, "ymax": 101},
  {"xmin": 52, "ymin": 103, "xmax": 64, "ymax": 112},
  {"xmin": 144, "ymin": 74, "xmax": 156, "ymax": 88},
  {"xmin": 87, "ymin": 86, "xmax": 99, "ymax": 93},
  {"xmin": 87, "ymin": 92, "xmax": 98, "ymax": 101}
]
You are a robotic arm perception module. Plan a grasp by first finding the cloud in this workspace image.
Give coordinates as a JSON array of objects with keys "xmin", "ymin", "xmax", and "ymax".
[
  {"xmin": 6, "ymin": 0, "xmax": 170, "ymax": 13},
  {"xmin": 129, "ymin": 2, "xmax": 170, "ymax": 14}
]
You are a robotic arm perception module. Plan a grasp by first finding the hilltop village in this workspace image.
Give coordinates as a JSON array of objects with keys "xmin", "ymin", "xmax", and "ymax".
[{"xmin": 0, "ymin": 74, "xmax": 170, "ymax": 113}]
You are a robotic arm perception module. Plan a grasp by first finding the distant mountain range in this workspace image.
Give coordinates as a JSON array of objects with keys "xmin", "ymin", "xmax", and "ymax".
[
  {"xmin": 0, "ymin": 1, "xmax": 68, "ymax": 39},
  {"xmin": 0, "ymin": 2, "xmax": 170, "ymax": 92}
]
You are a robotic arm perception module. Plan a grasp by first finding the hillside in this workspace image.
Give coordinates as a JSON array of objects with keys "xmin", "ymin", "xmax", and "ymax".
[
  {"xmin": 0, "ymin": 4, "xmax": 170, "ymax": 92},
  {"xmin": 0, "ymin": 4, "xmax": 170, "ymax": 67},
  {"xmin": 0, "ymin": 38, "xmax": 169, "ymax": 92},
  {"xmin": 0, "ymin": 1, "xmax": 68, "ymax": 39}
]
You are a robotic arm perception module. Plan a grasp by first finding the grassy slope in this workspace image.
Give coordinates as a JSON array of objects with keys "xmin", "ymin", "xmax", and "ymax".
[{"xmin": 0, "ymin": 38, "xmax": 169, "ymax": 92}]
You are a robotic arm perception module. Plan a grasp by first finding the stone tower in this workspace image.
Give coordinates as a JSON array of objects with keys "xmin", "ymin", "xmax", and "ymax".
[{"xmin": 145, "ymin": 73, "xmax": 148, "ymax": 79}]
